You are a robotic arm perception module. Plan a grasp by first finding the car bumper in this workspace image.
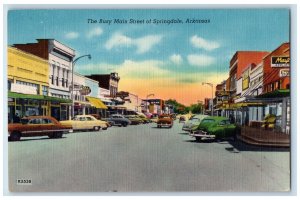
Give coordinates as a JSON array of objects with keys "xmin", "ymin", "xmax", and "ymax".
[{"xmin": 189, "ymin": 130, "xmax": 216, "ymax": 138}]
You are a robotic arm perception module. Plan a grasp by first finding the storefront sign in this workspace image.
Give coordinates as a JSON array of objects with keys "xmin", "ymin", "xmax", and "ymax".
[
  {"xmin": 279, "ymin": 69, "xmax": 290, "ymax": 77},
  {"xmin": 271, "ymin": 56, "xmax": 290, "ymax": 67},
  {"xmin": 79, "ymin": 86, "xmax": 91, "ymax": 95},
  {"xmin": 242, "ymin": 68, "xmax": 250, "ymax": 90},
  {"xmin": 11, "ymin": 83, "xmax": 37, "ymax": 95}
]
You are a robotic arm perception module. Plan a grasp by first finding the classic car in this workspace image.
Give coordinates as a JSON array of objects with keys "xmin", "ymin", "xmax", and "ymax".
[
  {"xmin": 189, "ymin": 116, "xmax": 237, "ymax": 141},
  {"xmin": 8, "ymin": 116, "xmax": 70, "ymax": 141},
  {"xmin": 182, "ymin": 114, "xmax": 209, "ymax": 133},
  {"xmin": 60, "ymin": 115, "xmax": 108, "ymax": 131},
  {"xmin": 157, "ymin": 114, "xmax": 173, "ymax": 128},
  {"xmin": 136, "ymin": 113, "xmax": 151, "ymax": 124},
  {"xmin": 125, "ymin": 115, "xmax": 143, "ymax": 125},
  {"xmin": 102, "ymin": 114, "xmax": 131, "ymax": 127}
]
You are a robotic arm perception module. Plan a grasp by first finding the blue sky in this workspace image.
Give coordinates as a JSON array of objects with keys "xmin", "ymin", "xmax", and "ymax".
[{"xmin": 8, "ymin": 9, "xmax": 290, "ymax": 104}]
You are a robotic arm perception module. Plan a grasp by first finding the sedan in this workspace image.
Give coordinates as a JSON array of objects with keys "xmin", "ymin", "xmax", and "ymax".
[
  {"xmin": 182, "ymin": 114, "xmax": 208, "ymax": 133},
  {"xmin": 8, "ymin": 116, "xmax": 70, "ymax": 141},
  {"xmin": 60, "ymin": 115, "xmax": 108, "ymax": 131},
  {"xmin": 190, "ymin": 116, "xmax": 236, "ymax": 141},
  {"xmin": 157, "ymin": 114, "xmax": 173, "ymax": 128}
]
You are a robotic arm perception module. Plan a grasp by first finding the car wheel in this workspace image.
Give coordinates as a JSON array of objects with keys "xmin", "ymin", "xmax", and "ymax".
[
  {"xmin": 122, "ymin": 122, "xmax": 128, "ymax": 127},
  {"xmin": 157, "ymin": 125, "xmax": 161, "ymax": 128},
  {"xmin": 9, "ymin": 131, "xmax": 21, "ymax": 141},
  {"xmin": 195, "ymin": 137, "xmax": 202, "ymax": 142},
  {"xmin": 93, "ymin": 126, "xmax": 100, "ymax": 131},
  {"xmin": 102, "ymin": 127, "xmax": 107, "ymax": 130},
  {"xmin": 54, "ymin": 132, "xmax": 63, "ymax": 138}
]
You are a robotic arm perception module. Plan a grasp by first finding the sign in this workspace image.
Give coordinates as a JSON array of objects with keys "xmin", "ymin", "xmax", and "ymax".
[
  {"xmin": 79, "ymin": 86, "xmax": 91, "ymax": 95},
  {"xmin": 147, "ymin": 99, "xmax": 161, "ymax": 105},
  {"xmin": 271, "ymin": 56, "xmax": 290, "ymax": 67},
  {"xmin": 11, "ymin": 83, "xmax": 37, "ymax": 95},
  {"xmin": 116, "ymin": 91, "xmax": 129, "ymax": 99},
  {"xmin": 279, "ymin": 69, "xmax": 290, "ymax": 77},
  {"xmin": 242, "ymin": 68, "xmax": 250, "ymax": 90}
]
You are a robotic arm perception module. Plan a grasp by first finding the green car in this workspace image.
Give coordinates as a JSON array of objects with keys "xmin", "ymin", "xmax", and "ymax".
[{"xmin": 190, "ymin": 116, "xmax": 236, "ymax": 141}]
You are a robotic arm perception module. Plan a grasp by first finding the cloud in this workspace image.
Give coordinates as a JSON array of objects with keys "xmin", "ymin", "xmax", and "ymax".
[
  {"xmin": 86, "ymin": 27, "xmax": 103, "ymax": 38},
  {"xmin": 190, "ymin": 35, "xmax": 220, "ymax": 51},
  {"xmin": 65, "ymin": 31, "xmax": 79, "ymax": 39},
  {"xmin": 187, "ymin": 54, "xmax": 215, "ymax": 67},
  {"xmin": 105, "ymin": 32, "xmax": 163, "ymax": 54},
  {"xmin": 169, "ymin": 54, "xmax": 183, "ymax": 65}
]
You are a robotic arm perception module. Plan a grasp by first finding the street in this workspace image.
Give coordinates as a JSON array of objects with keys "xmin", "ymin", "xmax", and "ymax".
[{"xmin": 8, "ymin": 120, "xmax": 290, "ymax": 192}]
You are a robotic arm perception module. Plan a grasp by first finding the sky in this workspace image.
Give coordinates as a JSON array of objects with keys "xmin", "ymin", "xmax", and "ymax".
[{"xmin": 8, "ymin": 9, "xmax": 290, "ymax": 105}]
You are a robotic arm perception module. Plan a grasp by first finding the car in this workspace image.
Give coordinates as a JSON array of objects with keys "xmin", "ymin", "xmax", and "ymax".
[
  {"xmin": 102, "ymin": 114, "xmax": 132, "ymax": 127},
  {"xmin": 157, "ymin": 114, "xmax": 173, "ymax": 128},
  {"xmin": 8, "ymin": 116, "xmax": 70, "ymax": 141},
  {"xmin": 182, "ymin": 114, "xmax": 209, "ymax": 133},
  {"xmin": 136, "ymin": 113, "xmax": 151, "ymax": 124},
  {"xmin": 60, "ymin": 115, "xmax": 108, "ymax": 131},
  {"xmin": 125, "ymin": 115, "xmax": 143, "ymax": 125},
  {"xmin": 189, "ymin": 116, "xmax": 237, "ymax": 142}
]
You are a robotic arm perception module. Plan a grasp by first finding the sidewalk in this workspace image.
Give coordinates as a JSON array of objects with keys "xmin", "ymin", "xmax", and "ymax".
[{"xmin": 237, "ymin": 126, "xmax": 290, "ymax": 147}]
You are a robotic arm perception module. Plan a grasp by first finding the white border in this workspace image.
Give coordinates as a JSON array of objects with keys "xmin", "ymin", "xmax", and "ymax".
[{"xmin": 1, "ymin": 1, "xmax": 299, "ymax": 199}]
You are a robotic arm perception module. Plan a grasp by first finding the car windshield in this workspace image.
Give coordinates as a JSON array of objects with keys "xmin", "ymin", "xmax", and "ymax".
[
  {"xmin": 201, "ymin": 119, "xmax": 215, "ymax": 124},
  {"xmin": 190, "ymin": 118, "xmax": 200, "ymax": 122},
  {"xmin": 159, "ymin": 116, "xmax": 170, "ymax": 119}
]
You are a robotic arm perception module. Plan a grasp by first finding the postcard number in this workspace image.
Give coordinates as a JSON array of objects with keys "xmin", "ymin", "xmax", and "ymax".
[{"xmin": 16, "ymin": 179, "xmax": 32, "ymax": 185}]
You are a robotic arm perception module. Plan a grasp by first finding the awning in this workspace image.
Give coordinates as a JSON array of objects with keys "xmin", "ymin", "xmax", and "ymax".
[
  {"xmin": 8, "ymin": 91, "xmax": 72, "ymax": 103},
  {"xmin": 86, "ymin": 96, "xmax": 108, "ymax": 109},
  {"xmin": 258, "ymin": 89, "xmax": 290, "ymax": 98}
]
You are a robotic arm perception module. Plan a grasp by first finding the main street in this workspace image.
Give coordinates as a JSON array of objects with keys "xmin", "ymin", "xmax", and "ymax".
[{"xmin": 8, "ymin": 120, "xmax": 290, "ymax": 192}]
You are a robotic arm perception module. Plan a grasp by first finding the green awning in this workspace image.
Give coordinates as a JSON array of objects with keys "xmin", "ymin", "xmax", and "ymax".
[
  {"xmin": 8, "ymin": 91, "xmax": 72, "ymax": 103},
  {"xmin": 258, "ymin": 89, "xmax": 290, "ymax": 98},
  {"xmin": 8, "ymin": 91, "xmax": 44, "ymax": 100}
]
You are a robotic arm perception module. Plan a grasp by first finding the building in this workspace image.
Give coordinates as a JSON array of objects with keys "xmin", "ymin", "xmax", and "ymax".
[
  {"xmin": 262, "ymin": 42, "xmax": 290, "ymax": 93},
  {"xmin": 12, "ymin": 39, "xmax": 75, "ymax": 120},
  {"xmin": 122, "ymin": 93, "xmax": 143, "ymax": 113},
  {"xmin": 86, "ymin": 72, "xmax": 120, "ymax": 98},
  {"xmin": 142, "ymin": 99, "xmax": 165, "ymax": 115},
  {"xmin": 7, "ymin": 46, "xmax": 71, "ymax": 122},
  {"xmin": 229, "ymin": 51, "xmax": 269, "ymax": 98}
]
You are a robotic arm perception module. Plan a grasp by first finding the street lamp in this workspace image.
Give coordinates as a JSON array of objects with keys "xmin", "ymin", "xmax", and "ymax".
[
  {"xmin": 202, "ymin": 82, "xmax": 214, "ymax": 116},
  {"xmin": 71, "ymin": 54, "xmax": 91, "ymax": 118},
  {"xmin": 146, "ymin": 93, "xmax": 155, "ymax": 113}
]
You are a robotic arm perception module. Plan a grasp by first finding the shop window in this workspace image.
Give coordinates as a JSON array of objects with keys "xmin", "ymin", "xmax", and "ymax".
[{"xmin": 42, "ymin": 86, "xmax": 48, "ymax": 96}]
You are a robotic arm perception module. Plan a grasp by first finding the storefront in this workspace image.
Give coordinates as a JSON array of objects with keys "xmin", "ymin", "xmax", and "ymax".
[{"xmin": 8, "ymin": 91, "xmax": 71, "ymax": 122}]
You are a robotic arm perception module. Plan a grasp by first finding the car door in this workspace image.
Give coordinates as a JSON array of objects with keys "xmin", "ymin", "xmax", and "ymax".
[
  {"xmin": 224, "ymin": 120, "xmax": 236, "ymax": 137},
  {"xmin": 86, "ymin": 116, "xmax": 96, "ymax": 129},
  {"xmin": 26, "ymin": 118, "xmax": 42, "ymax": 137},
  {"xmin": 216, "ymin": 120, "xmax": 227, "ymax": 138},
  {"xmin": 40, "ymin": 118, "xmax": 55, "ymax": 135}
]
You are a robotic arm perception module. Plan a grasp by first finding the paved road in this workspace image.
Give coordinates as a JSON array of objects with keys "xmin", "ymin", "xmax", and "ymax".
[{"xmin": 8, "ymin": 121, "xmax": 290, "ymax": 192}]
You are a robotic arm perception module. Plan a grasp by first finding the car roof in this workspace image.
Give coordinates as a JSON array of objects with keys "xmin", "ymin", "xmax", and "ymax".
[
  {"xmin": 23, "ymin": 116, "xmax": 55, "ymax": 119},
  {"xmin": 75, "ymin": 115, "xmax": 95, "ymax": 117}
]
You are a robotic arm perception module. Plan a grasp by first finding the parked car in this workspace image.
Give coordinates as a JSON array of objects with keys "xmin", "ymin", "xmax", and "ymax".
[
  {"xmin": 182, "ymin": 114, "xmax": 208, "ymax": 133},
  {"xmin": 189, "ymin": 116, "xmax": 237, "ymax": 141},
  {"xmin": 102, "ymin": 114, "xmax": 131, "ymax": 127},
  {"xmin": 60, "ymin": 115, "xmax": 108, "ymax": 131},
  {"xmin": 125, "ymin": 115, "xmax": 143, "ymax": 125},
  {"xmin": 8, "ymin": 116, "xmax": 71, "ymax": 141},
  {"xmin": 136, "ymin": 113, "xmax": 151, "ymax": 124},
  {"xmin": 157, "ymin": 114, "xmax": 173, "ymax": 128}
]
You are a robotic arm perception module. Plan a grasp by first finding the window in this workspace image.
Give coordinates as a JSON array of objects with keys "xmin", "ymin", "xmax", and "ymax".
[
  {"xmin": 51, "ymin": 75, "xmax": 54, "ymax": 85},
  {"xmin": 86, "ymin": 117, "xmax": 93, "ymax": 121},
  {"xmin": 8, "ymin": 80, "xmax": 12, "ymax": 91},
  {"xmin": 56, "ymin": 77, "xmax": 59, "ymax": 86},
  {"xmin": 41, "ymin": 118, "xmax": 53, "ymax": 124},
  {"xmin": 79, "ymin": 117, "xmax": 86, "ymax": 121},
  {"xmin": 29, "ymin": 119, "xmax": 41, "ymax": 124},
  {"xmin": 42, "ymin": 86, "xmax": 48, "ymax": 96}
]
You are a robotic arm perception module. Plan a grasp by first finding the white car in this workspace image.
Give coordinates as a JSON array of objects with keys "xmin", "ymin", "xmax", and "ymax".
[{"xmin": 182, "ymin": 114, "xmax": 208, "ymax": 133}]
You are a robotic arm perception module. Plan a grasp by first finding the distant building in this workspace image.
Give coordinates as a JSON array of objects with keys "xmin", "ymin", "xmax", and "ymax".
[{"xmin": 86, "ymin": 72, "xmax": 120, "ymax": 98}]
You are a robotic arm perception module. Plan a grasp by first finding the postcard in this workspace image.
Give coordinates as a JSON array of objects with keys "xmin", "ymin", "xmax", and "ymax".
[{"xmin": 6, "ymin": 7, "xmax": 291, "ymax": 193}]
